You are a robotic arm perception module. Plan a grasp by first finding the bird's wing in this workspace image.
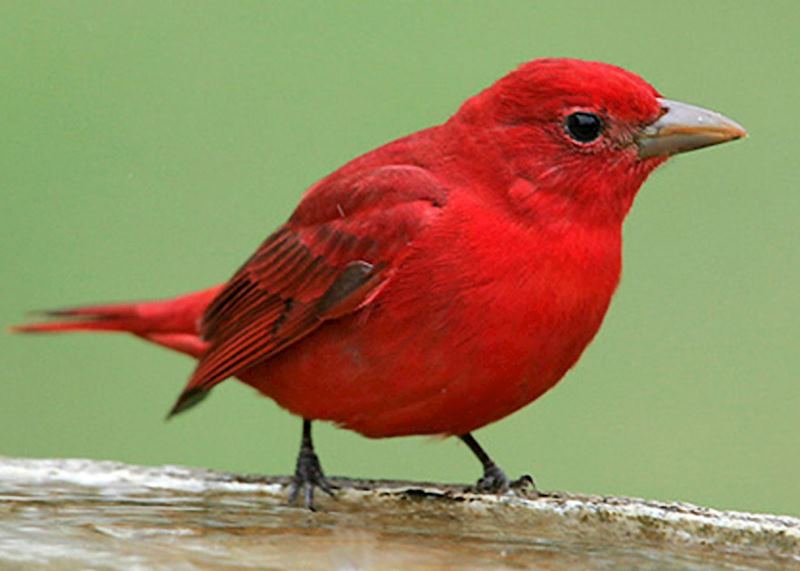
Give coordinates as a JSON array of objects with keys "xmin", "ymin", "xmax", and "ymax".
[{"xmin": 169, "ymin": 165, "xmax": 447, "ymax": 415}]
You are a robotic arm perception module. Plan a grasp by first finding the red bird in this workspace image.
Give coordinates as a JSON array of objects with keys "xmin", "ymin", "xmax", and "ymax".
[{"xmin": 14, "ymin": 58, "xmax": 746, "ymax": 509}]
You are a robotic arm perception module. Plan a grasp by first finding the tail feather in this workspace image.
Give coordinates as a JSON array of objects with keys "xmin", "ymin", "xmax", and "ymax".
[
  {"xmin": 11, "ymin": 304, "xmax": 148, "ymax": 334},
  {"xmin": 10, "ymin": 286, "xmax": 222, "ymax": 347},
  {"xmin": 39, "ymin": 305, "xmax": 139, "ymax": 319}
]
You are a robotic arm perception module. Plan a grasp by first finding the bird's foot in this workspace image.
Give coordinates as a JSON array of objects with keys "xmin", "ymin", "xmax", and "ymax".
[
  {"xmin": 473, "ymin": 464, "xmax": 537, "ymax": 496},
  {"xmin": 288, "ymin": 446, "xmax": 337, "ymax": 511}
]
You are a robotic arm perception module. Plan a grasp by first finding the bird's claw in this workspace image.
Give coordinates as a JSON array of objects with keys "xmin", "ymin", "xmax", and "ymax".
[
  {"xmin": 473, "ymin": 464, "xmax": 537, "ymax": 496},
  {"xmin": 288, "ymin": 446, "xmax": 337, "ymax": 511}
]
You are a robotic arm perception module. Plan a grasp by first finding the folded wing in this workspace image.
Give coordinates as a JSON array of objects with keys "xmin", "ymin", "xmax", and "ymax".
[{"xmin": 169, "ymin": 165, "xmax": 447, "ymax": 415}]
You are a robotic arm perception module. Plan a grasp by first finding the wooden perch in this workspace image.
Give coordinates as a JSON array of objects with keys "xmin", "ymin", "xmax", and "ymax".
[{"xmin": 0, "ymin": 457, "xmax": 796, "ymax": 570}]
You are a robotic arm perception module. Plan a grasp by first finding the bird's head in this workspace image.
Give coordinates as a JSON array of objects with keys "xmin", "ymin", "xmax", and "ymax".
[{"xmin": 455, "ymin": 58, "xmax": 746, "ymax": 224}]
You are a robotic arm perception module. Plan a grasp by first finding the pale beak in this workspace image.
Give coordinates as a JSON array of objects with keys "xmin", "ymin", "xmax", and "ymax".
[{"xmin": 636, "ymin": 98, "xmax": 747, "ymax": 159}]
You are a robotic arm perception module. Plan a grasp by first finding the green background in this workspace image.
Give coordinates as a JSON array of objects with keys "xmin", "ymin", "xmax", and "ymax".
[{"xmin": 2, "ymin": 1, "xmax": 798, "ymax": 517}]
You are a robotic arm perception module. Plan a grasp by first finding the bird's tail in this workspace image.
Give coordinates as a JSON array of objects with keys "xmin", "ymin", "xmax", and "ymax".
[
  {"xmin": 13, "ymin": 303, "xmax": 159, "ymax": 334},
  {"xmin": 10, "ymin": 286, "xmax": 223, "ymax": 358}
]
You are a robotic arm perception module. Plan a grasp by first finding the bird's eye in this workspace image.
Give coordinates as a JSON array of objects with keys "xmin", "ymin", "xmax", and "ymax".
[{"xmin": 564, "ymin": 112, "xmax": 603, "ymax": 143}]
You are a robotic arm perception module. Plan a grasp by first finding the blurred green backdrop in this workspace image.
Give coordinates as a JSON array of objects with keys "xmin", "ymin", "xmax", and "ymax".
[{"xmin": 2, "ymin": 1, "xmax": 798, "ymax": 517}]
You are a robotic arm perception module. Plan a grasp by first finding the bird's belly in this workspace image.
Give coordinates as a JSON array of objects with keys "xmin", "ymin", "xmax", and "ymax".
[{"xmin": 241, "ymin": 255, "xmax": 617, "ymax": 438}]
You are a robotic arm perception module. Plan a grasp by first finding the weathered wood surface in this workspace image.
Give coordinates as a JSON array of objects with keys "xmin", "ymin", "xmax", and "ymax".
[{"xmin": 0, "ymin": 457, "xmax": 797, "ymax": 570}]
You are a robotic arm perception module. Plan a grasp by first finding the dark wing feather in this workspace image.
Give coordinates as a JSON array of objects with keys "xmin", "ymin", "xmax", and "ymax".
[{"xmin": 169, "ymin": 165, "xmax": 447, "ymax": 415}]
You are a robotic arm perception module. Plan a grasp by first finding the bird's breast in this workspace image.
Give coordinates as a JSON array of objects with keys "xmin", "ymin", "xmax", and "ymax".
[{"xmin": 396, "ymin": 196, "xmax": 623, "ymax": 389}]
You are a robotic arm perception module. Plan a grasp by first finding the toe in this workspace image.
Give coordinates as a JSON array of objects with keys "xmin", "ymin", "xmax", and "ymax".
[
  {"xmin": 474, "ymin": 466, "xmax": 538, "ymax": 495},
  {"xmin": 304, "ymin": 483, "xmax": 315, "ymax": 511},
  {"xmin": 475, "ymin": 464, "xmax": 511, "ymax": 493},
  {"xmin": 288, "ymin": 448, "xmax": 336, "ymax": 510},
  {"xmin": 509, "ymin": 474, "xmax": 539, "ymax": 497}
]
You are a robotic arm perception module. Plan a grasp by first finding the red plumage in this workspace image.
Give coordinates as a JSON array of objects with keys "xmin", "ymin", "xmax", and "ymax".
[
  {"xmin": 14, "ymin": 58, "xmax": 745, "ymax": 502},
  {"xmin": 182, "ymin": 59, "xmax": 667, "ymax": 436}
]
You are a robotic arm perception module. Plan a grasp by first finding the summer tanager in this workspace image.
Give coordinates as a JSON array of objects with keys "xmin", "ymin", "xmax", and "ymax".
[{"xmin": 14, "ymin": 58, "xmax": 746, "ymax": 509}]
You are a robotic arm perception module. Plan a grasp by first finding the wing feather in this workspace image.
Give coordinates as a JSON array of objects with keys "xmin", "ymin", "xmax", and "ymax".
[{"xmin": 169, "ymin": 165, "xmax": 448, "ymax": 416}]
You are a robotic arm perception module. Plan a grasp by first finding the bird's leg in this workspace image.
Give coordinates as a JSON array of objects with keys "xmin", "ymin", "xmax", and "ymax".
[
  {"xmin": 288, "ymin": 419, "xmax": 336, "ymax": 510},
  {"xmin": 459, "ymin": 433, "xmax": 536, "ymax": 494}
]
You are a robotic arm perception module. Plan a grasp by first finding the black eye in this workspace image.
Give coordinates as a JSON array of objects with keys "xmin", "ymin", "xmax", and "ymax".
[{"xmin": 565, "ymin": 112, "xmax": 603, "ymax": 143}]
